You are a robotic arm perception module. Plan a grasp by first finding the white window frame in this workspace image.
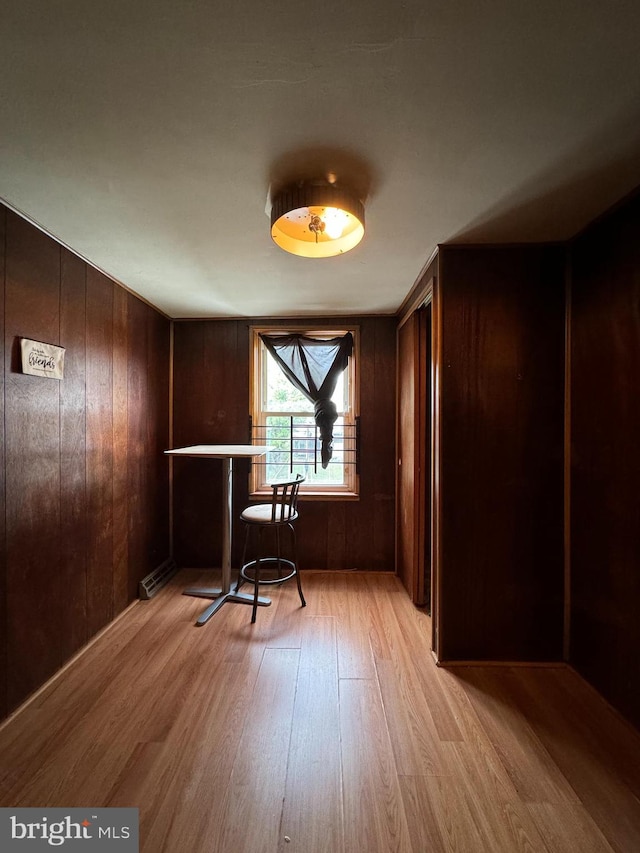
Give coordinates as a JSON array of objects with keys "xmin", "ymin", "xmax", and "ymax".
[{"xmin": 249, "ymin": 325, "xmax": 359, "ymax": 498}]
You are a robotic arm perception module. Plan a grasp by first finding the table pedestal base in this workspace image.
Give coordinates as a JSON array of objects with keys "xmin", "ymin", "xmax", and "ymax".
[
  {"xmin": 164, "ymin": 449, "xmax": 273, "ymax": 628},
  {"xmin": 183, "ymin": 587, "xmax": 271, "ymax": 626}
]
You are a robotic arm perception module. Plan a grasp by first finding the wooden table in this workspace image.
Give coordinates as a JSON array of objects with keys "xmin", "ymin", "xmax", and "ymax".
[{"xmin": 165, "ymin": 444, "xmax": 271, "ymax": 626}]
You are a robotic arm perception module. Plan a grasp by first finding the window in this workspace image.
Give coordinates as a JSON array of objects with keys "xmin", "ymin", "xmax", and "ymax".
[{"xmin": 250, "ymin": 326, "xmax": 359, "ymax": 497}]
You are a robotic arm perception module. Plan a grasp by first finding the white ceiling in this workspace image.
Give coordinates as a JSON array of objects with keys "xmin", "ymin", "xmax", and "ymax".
[{"xmin": 2, "ymin": 1, "xmax": 640, "ymax": 319}]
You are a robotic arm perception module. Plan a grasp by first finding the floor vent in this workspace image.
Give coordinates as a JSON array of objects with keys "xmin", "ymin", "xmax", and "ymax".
[{"xmin": 139, "ymin": 558, "xmax": 179, "ymax": 599}]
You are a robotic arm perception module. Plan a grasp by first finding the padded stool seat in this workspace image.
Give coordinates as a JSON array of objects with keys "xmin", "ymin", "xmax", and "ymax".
[{"xmin": 241, "ymin": 504, "xmax": 299, "ymax": 524}]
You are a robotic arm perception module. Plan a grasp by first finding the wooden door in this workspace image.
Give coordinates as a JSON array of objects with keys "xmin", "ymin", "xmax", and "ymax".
[{"xmin": 396, "ymin": 306, "xmax": 431, "ymax": 606}]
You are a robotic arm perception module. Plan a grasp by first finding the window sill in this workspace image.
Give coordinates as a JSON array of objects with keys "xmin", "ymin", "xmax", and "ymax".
[{"xmin": 249, "ymin": 490, "xmax": 360, "ymax": 502}]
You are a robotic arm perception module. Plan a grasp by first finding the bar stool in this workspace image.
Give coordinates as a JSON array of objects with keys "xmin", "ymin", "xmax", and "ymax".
[{"xmin": 235, "ymin": 474, "xmax": 306, "ymax": 623}]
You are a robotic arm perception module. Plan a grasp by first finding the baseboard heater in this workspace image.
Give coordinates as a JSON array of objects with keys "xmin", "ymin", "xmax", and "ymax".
[{"xmin": 139, "ymin": 558, "xmax": 179, "ymax": 599}]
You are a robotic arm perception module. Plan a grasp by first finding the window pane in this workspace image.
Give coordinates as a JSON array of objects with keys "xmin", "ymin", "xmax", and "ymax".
[
  {"xmin": 261, "ymin": 415, "xmax": 347, "ymax": 487},
  {"xmin": 264, "ymin": 349, "xmax": 347, "ymax": 413}
]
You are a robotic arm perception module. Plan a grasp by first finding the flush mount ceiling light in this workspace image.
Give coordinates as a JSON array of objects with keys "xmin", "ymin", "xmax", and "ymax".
[{"xmin": 270, "ymin": 182, "xmax": 365, "ymax": 258}]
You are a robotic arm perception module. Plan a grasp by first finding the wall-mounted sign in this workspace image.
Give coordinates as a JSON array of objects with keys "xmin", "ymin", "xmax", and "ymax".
[{"xmin": 20, "ymin": 338, "xmax": 65, "ymax": 380}]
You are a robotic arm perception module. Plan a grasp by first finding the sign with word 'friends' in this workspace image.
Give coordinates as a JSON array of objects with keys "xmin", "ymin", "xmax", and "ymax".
[{"xmin": 20, "ymin": 338, "xmax": 65, "ymax": 380}]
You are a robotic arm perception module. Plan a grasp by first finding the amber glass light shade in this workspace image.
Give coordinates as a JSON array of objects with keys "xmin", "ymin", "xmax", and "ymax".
[{"xmin": 270, "ymin": 185, "xmax": 365, "ymax": 258}]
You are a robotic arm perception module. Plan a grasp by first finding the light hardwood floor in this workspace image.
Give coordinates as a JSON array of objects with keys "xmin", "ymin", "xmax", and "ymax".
[{"xmin": 1, "ymin": 570, "xmax": 639, "ymax": 852}]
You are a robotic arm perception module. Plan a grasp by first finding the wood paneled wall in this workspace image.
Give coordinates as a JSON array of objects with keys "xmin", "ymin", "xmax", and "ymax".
[
  {"xmin": 435, "ymin": 245, "xmax": 566, "ymax": 661},
  {"xmin": 0, "ymin": 210, "xmax": 6, "ymax": 719},
  {"xmin": 396, "ymin": 313, "xmax": 419, "ymax": 597},
  {"xmin": 172, "ymin": 317, "xmax": 396, "ymax": 571},
  {"xmin": 0, "ymin": 206, "xmax": 170, "ymax": 719},
  {"xmin": 570, "ymin": 192, "xmax": 640, "ymax": 729}
]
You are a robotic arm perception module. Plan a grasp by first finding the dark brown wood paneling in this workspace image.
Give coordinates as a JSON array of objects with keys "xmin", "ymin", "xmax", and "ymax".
[
  {"xmin": 172, "ymin": 321, "xmax": 205, "ymax": 448},
  {"xmin": 0, "ymin": 207, "xmax": 6, "ymax": 720},
  {"xmin": 570, "ymin": 192, "xmax": 640, "ymax": 729},
  {"xmin": 372, "ymin": 318, "xmax": 398, "ymax": 573},
  {"xmin": 297, "ymin": 501, "xmax": 329, "ymax": 570},
  {"xmin": 203, "ymin": 321, "xmax": 250, "ymax": 445},
  {"xmin": 172, "ymin": 322, "xmax": 207, "ymax": 567},
  {"xmin": 395, "ymin": 302, "xmax": 432, "ymax": 603},
  {"xmin": 86, "ymin": 267, "xmax": 114, "ymax": 637},
  {"xmin": 125, "ymin": 296, "xmax": 170, "ymax": 599},
  {"xmin": 341, "ymin": 317, "xmax": 396, "ymax": 572},
  {"xmin": 432, "ymin": 267, "xmax": 443, "ymax": 657},
  {"xmin": 0, "ymin": 204, "xmax": 170, "ymax": 721},
  {"xmin": 145, "ymin": 304, "xmax": 170, "ymax": 588},
  {"xmin": 326, "ymin": 502, "xmax": 346, "ymax": 570},
  {"xmin": 437, "ymin": 245, "xmax": 566, "ymax": 661},
  {"xmin": 396, "ymin": 313, "xmax": 419, "ymax": 594},
  {"xmin": 127, "ymin": 293, "xmax": 149, "ymax": 594},
  {"xmin": 418, "ymin": 304, "xmax": 432, "ymax": 608},
  {"xmin": 59, "ymin": 249, "xmax": 88, "ymax": 657},
  {"xmin": 4, "ymin": 211, "xmax": 62, "ymax": 709},
  {"xmin": 171, "ymin": 316, "xmax": 396, "ymax": 572},
  {"xmin": 202, "ymin": 321, "xmax": 250, "ymax": 567},
  {"xmin": 112, "ymin": 286, "xmax": 129, "ymax": 611},
  {"xmin": 173, "ymin": 321, "xmax": 220, "ymax": 567},
  {"xmin": 345, "ymin": 318, "xmax": 376, "ymax": 571}
]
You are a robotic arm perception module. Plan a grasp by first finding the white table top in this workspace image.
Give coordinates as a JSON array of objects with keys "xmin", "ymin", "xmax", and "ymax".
[{"xmin": 164, "ymin": 444, "xmax": 271, "ymax": 458}]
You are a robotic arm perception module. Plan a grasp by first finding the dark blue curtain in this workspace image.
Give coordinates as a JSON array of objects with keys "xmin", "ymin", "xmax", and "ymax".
[{"xmin": 260, "ymin": 332, "xmax": 353, "ymax": 468}]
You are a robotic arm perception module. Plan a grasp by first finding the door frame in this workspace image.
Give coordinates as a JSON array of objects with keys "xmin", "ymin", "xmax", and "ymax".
[{"xmin": 395, "ymin": 276, "xmax": 437, "ymax": 651}]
